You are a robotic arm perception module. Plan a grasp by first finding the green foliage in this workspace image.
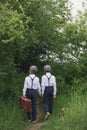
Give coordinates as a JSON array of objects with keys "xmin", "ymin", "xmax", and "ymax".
[
  {"xmin": 56, "ymin": 75, "xmax": 66, "ymax": 94},
  {"xmin": 0, "ymin": 0, "xmax": 87, "ymax": 99},
  {"xmin": 0, "ymin": 1, "xmax": 30, "ymax": 97},
  {"xmin": 0, "ymin": 0, "xmax": 72, "ymax": 98},
  {"xmin": 0, "ymin": 72, "xmax": 25, "ymax": 100},
  {"xmin": 40, "ymin": 92, "xmax": 87, "ymax": 130},
  {"xmin": 0, "ymin": 0, "xmax": 71, "ymax": 70},
  {"xmin": 0, "ymin": 99, "xmax": 26, "ymax": 130},
  {"xmin": 0, "ymin": 1, "xmax": 87, "ymax": 129}
]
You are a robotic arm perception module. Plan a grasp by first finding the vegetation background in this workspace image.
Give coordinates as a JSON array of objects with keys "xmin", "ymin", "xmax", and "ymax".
[{"xmin": 0, "ymin": 0, "xmax": 87, "ymax": 130}]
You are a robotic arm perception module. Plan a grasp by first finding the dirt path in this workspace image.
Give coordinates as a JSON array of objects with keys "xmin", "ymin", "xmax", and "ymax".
[
  {"xmin": 24, "ymin": 99, "xmax": 44, "ymax": 130},
  {"xmin": 25, "ymin": 122, "xmax": 43, "ymax": 130}
]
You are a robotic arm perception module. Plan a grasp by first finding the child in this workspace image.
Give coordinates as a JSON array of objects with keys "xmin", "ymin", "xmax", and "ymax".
[
  {"xmin": 23, "ymin": 65, "xmax": 41, "ymax": 122},
  {"xmin": 41, "ymin": 65, "xmax": 57, "ymax": 120}
]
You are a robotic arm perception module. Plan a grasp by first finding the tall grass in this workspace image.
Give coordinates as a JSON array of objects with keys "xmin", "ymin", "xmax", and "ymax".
[
  {"xmin": 0, "ymin": 73, "xmax": 30, "ymax": 130},
  {"xmin": 0, "ymin": 98, "xmax": 27, "ymax": 130},
  {"xmin": 40, "ymin": 92, "xmax": 87, "ymax": 130}
]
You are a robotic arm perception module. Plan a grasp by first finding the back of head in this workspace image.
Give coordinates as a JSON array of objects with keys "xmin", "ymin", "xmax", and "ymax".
[
  {"xmin": 44, "ymin": 65, "xmax": 51, "ymax": 72},
  {"xmin": 29, "ymin": 65, "xmax": 38, "ymax": 74}
]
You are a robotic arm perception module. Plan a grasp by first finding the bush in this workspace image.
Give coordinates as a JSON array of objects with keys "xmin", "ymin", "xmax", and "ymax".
[{"xmin": 0, "ymin": 72, "xmax": 25, "ymax": 100}]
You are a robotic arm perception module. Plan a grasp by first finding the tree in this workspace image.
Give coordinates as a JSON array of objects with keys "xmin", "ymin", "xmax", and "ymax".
[
  {"xmin": 0, "ymin": 0, "xmax": 72, "ymax": 97},
  {"xmin": 0, "ymin": 1, "xmax": 31, "ymax": 98},
  {"xmin": 17, "ymin": 0, "xmax": 71, "ymax": 69}
]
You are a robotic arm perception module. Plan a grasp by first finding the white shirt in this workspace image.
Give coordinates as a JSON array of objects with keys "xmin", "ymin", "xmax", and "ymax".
[
  {"xmin": 41, "ymin": 72, "xmax": 57, "ymax": 95},
  {"xmin": 23, "ymin": 74, "xmax": 41, "ymax": 96}
]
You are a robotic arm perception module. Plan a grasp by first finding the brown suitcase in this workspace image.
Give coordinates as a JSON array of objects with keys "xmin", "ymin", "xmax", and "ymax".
[
  {"xmin": 19, "ymin": 96, "xmax": 25, "ymax": 109},
  {"xmin": 19, "ymin": 96, "xmax": 32, "ymax": 112}
]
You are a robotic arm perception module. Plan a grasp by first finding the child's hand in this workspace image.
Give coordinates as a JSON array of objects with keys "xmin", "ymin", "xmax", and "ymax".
[
  {"xmin": 39, "ymin": 93, "xmax": 42, "ymax": 96},
  {"xmin": 41, "ymin": 94, "xmax": 44, "ymax": 97},
  {"xmin": 23, "ymin": 96, "xmax": 26, "ymax": 98},
  {"xmin": 53, "ymin": 95, "xmax": 56, "ymax": 99}
]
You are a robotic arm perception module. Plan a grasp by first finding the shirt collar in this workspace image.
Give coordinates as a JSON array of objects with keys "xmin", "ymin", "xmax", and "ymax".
[
  {"xmin": 29, "ymin": 74, "xmax": 36, "ymax": 78},
  {"xmin": 46, "ymin": 72, "xmax": 51, "ymax": 78}
]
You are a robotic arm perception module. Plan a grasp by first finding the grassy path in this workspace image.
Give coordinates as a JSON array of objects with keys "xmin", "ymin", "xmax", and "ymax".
[{"xmin": 24, "ymin": 99, "xmax": 44, "ymax": 130}]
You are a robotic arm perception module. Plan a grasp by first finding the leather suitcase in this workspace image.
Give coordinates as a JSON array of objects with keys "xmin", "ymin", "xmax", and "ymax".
[
  {"xmin": 19, "ymin": 96, "xmax": 32, "ymax": 112},
  {"xmin": 19, "ymin": 96, "xmax": 25, "ymax": 109}
]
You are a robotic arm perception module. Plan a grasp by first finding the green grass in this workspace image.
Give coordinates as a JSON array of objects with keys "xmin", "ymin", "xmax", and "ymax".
[
  {"xmin": 0, "ymin": 72, "xmax": 87, "ymax": 130},
  {"xmin": 0, "ymin": 73, "xmax": 31, "ymax": 130},
  {"xmin": 40, "ymin": 92, "xmax": 87, "ymax": 130},
  {"xmin": 0, "ymin": 99, "xmax": 27, "ymax": 130},
  {"xmin": 0, "ymin": 92, "xmax": 87, "ymax": 130}
]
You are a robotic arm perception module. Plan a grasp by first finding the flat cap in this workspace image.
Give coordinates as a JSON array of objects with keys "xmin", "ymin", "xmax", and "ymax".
[
  {"xmin": 29, "ymin": 65, "xmax": 38, "ymax": 72},
  {"xmin": 44, "ymin": 65, "xmax": 51, "ymax": 72}
]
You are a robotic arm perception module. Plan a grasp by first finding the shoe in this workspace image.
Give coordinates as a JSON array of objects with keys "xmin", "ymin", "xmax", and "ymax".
[
  {"xmin": 45, "ymin": 113, "xmax": 50, "ymax": 120},
  {"xmin": 28, "ymin": 120, "xmax": 31, "ymax": 122},
  {"xmin": 32, "ymin": 120, "xmax": 37, "ymax": 123}
]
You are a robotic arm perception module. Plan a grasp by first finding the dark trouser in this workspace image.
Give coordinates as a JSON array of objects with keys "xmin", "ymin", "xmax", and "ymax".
[
  {"xmin": 43, "ymin": 86, "xmax": 54, "ymax": 114},
  {"xmin": 26, "ymin": 89, "xmax": 37, "ymax": 121}
]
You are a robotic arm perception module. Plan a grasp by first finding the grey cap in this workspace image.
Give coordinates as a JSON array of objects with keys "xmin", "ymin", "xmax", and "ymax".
[
  {"xmin": 44, "ymin": 65, "xmax": 51, "ymax": 72},
  {"xmin": 29, "ymin": 65, "xmax": 38, "ymax": 72}
]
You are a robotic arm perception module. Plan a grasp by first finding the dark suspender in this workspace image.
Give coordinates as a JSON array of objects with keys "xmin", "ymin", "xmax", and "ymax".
[
  {"xmin": 29, "ymin": 76, "xmax": 36, "ymax": 89},
  {"xmin": 45, "ymin": 75, "xmax": 52, "ymax": 86}
]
